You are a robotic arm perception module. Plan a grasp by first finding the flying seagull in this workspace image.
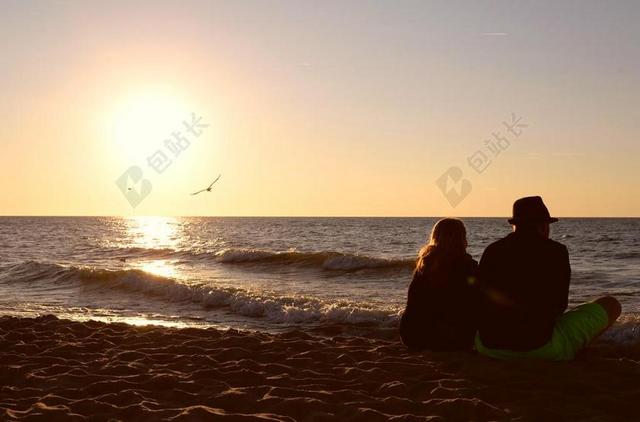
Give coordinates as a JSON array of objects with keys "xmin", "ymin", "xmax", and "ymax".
[{"xmin": 191, "ymin": 174, "xmax": 221, "ymax": 195}]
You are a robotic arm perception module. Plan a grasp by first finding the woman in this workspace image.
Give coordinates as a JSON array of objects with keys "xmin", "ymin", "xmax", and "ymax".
[{"xmin": 400, "ymin": 218, "xmax": 479, "ymax": 351}]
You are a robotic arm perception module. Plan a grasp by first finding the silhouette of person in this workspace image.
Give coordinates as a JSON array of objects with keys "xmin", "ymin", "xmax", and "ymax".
[
  {"xmin": 475, "ymin": 196, "xmax": 621, "ymax": 360},
  {"xmin": 400, "ymin": 218, "xmax": 479, "ymax": 351}
]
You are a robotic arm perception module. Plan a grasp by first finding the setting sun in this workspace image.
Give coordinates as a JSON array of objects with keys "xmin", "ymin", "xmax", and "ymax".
[
  {"xmin": 1, "ymin": 2, "xmax": 639, "ymax": 420},
  {"xmin": 110, "ymin": 90, "xmax": 191, "ymax": 162}
]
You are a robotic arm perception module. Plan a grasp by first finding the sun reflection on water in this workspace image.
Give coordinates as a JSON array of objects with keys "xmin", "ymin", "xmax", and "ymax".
[
  {"xmin": 124, "ymin": 216, "xmax": 184, "ymax": 279},
  {"xmin": 90, "ymin": 315, "xmax": 189, "ymax": 328},
  {"xmin": 126, "ymin": 216, "xmax": 181, "ymax": 250},
  {"xmin": 136, "ymin": 260, "xmax": 177, "ymax": 278}
]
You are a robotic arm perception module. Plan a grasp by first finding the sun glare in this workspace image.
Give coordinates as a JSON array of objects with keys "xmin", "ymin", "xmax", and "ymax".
[
  {"xmin": 111, "ymin": 91, "xmax": 191, "ymax": 161},
  {"xmin": 137, "ymin": 260, "xmax": 178, "ymax": 278},
  {"xmin": 126, "ymin": 216, "xmax": 182, "ymax": 278},
  {"xmin": 127, "ymin": 216, "xmax": 181, "ymax": 250}
]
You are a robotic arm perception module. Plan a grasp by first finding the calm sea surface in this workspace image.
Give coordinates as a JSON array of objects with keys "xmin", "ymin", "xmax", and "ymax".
[{"xmin": 0, "ymin": 217, "xmax": 638, "ymax": 337}]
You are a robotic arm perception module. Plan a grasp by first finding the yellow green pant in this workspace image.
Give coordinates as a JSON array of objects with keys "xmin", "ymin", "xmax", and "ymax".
[{"xmin": 475, "ymin": 303, "xmax": 609, "ymax": 361}]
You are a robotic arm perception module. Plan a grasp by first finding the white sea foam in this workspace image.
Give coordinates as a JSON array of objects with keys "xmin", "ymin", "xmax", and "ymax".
[
  {"xmin": 1, "ymin": 261, "xmax": 402, "ymax": 327},
  {"xmin": 601, "ymin": 314, "xmax": 640, "ymax": 345},
  {"xmin": 3, "ymin": 260, "xmax": 640, "ymax": 348}
]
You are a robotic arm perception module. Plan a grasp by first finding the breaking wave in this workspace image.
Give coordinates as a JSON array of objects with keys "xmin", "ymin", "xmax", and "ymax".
[
  {"xmin": 0, "ymin": 261, "xmax": 402, "ymax": 327},
  {"xmin": 213, "ymin": 248, "xmax": 414, "ymax": 271},
  {"xmin": 102, "ymin": 246, "xmax": 416, "ymax": 272},
  {"xmin": 3, "ymin": 261, "xmax": 639, "ymax": 346}
]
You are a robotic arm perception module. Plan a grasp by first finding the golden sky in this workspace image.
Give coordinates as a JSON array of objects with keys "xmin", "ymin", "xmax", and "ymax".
[{"xmin": 1, "ymin": 1, "xmax": 638, "ymax": 217}]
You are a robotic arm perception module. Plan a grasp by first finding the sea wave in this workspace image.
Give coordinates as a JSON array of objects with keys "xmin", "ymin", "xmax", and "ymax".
[
  {"xmin": 102, "ymin": 246, "xmax": 416, "ymax": 272},
  {"xmin": 2, "ymin": 261, "xmax": 639, "ymax": 346},
  {"xmin": 611, "ymin": 251, "xmax": 640, "ymax": 260},
  {"xmin": 0, "ymin": 261, "xmax": 402, "ymax": 327},
  {"xmin": 214, "ymin": 248, "xmax": 415, "ymax": 271},
  {"xmin": 601, "ymin": 319, "xmax": 640, "ymax": 345}
]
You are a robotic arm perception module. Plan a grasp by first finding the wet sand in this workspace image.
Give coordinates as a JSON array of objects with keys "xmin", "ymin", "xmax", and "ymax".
[{"xmin": 0, "ymin": 315, "xmax": 638, "ymax": 421}]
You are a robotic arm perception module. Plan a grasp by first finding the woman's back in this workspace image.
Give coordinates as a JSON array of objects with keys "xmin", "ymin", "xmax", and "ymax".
[
  {"xmin": 399, "ymin": 218, "xmax": 479, "ymax": 352},
  {"xmin": 400, "ymin": 253, "xmax": 478, "ymax": 351}
]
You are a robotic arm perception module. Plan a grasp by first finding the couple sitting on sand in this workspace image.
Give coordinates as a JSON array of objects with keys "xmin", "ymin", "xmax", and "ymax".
[{"xmin": 400, "ymin": 196, "xmax": 621, "ymax": 360}]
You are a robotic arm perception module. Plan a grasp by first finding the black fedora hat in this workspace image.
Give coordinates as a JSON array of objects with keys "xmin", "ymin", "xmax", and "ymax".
[{"xmin": 508, "ymin": 196, "xmax": 558, "ymax": 225}]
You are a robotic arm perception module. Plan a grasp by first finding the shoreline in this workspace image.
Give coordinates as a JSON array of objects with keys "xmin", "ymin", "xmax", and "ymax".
[{"xmin": 1, "ymin": 315, "xmax": 639, "ymax": 421}]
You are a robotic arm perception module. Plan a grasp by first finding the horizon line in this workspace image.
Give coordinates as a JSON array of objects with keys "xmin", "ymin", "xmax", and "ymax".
[{"xmin": 1, "ymin": 215, "xmax": 639, "ymax": 219}]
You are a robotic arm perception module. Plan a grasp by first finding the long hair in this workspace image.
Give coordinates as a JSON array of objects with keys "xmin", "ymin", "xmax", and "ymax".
[{"xmin": 415, "ymin": 218, "xmax": 468, "ymax": 280}]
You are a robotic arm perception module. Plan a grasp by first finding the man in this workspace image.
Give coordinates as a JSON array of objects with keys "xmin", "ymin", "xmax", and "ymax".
[{"xmin": 476, "ymin": 196, "xmax": 621, "ymax": 360}]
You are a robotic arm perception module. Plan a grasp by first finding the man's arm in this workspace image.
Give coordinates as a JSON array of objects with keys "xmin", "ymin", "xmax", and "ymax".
[
  {"xmin": 553, "ymin": 245, "xmax": 571, "ymax": 315},
  {"xmin": 477, "ymin": 246, "xmax": 495, "ymax": 302},
  {"xmin": 478, "ymin": 246, "xmax": 491, "ymax": 281}
]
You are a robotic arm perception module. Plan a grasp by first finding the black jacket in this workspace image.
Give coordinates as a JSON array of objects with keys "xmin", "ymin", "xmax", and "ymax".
[
  {"xmin": 400, "ymin": 253, "xmax": 479, "ymax": 351},
  {"xmin": 477, "ymin": 231, "xmax": 571, "ymax": 351}
]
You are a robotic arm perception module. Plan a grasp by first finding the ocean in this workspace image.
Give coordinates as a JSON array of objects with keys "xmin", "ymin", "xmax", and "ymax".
[{"xmin": 0, "ymin": 217, "xmax": 638, "ymax": 341}]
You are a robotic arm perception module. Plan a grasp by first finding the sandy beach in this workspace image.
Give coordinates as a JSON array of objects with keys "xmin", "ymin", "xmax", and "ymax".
[{"xmin": 0, "ymin": 315, "xmax": 637, "ymax": 421}]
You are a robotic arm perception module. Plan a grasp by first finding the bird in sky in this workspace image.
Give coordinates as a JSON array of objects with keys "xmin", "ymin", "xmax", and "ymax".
[{"xmin": 191, "ymin": 174, "xmax": 221, "ymax": 195}]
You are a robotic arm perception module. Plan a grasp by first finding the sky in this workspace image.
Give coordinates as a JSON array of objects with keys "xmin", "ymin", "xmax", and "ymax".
[{"xmin": 1, "ymin": 0, "xmax": 638, "ymax": 217}]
